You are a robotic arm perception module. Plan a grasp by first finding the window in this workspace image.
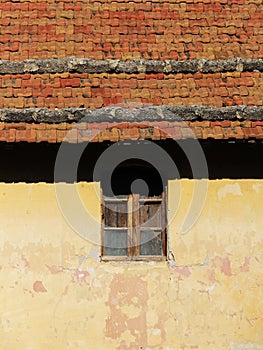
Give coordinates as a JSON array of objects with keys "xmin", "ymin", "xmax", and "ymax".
[{"xmin": 101, "ymin": 192, "xmax": 167, "ymax": 261}]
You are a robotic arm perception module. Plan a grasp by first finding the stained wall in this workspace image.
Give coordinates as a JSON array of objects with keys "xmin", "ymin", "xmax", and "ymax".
[{"xmin": 0, "ymin": 180, "xmax": 262, "ymax": 349}]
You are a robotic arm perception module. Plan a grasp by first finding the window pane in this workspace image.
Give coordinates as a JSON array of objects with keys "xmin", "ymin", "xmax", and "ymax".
[
  {"xmin": 140, "ymin": 202, "xmax": 161, "ymax": 228},
  {"xmin": 104, "ymin": 229, "xmax": 128, "ymax": 256},
  {"xmin": 140, "ymin": 229, "xmax": 162, "ymax": 256},
  {"xmin": 104, "ymin": 202, "xmax": 127, "ymax": 227}
]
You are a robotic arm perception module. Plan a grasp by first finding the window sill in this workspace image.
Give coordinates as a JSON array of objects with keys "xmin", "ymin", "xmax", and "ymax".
[{"xmin": 101, "ymin": 255, "xmax": 167, "ymax": 262}]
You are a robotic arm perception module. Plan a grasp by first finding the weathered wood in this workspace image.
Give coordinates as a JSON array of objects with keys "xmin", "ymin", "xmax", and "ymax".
[
  {"xmin": 127, "ymin": 195, "xmax": 133, "ymax": 257},
  {"xmin": 102, "ymin": 192, "xmax": 166, "ymax": 259},
  {"xmin": 132, "ymin": 194, "xmax": 140, "ymax": 257}
]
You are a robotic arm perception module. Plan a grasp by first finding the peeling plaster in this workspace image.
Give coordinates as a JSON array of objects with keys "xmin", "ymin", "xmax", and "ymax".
[
  {"xmin": 33, "ymin": 281, "xmax": 47, "ymax": 293},
  {"xmin": 221, "ymin": 257, "xmax": 232, "ymax": 276},
  {"xmin": 218, "ymin": 183, "xmax": 242, "ymax": 200},
  {"xmin": 240, "ymin": 257, "xmax": 251, "ymax": 273},
  {"xmin": 0, "ymin": 181, "xmax": 263, "ymax": 348},
  {"xmin": 252, "ymin": 184, "xmax": 262, "ymax": 193},
  {"xmin": 106, "ymin": 274, "xmax": 148, "ymax": 348}
]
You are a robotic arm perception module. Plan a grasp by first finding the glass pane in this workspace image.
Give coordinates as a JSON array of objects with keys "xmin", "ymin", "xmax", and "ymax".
[
  {"xmin": 140, "ymin": 202, "xmax": 161, "ymax": 228},
  {"xmin": 140, "ymin": 229, "xmax": 162, "ymax": 256},
  {"xmin": 104, "ymin": 202, "xmax": 127, "ymax": 227},
  {"xmin": 104, "ymin": 229, "xmax": 128, "ymax": 256}
]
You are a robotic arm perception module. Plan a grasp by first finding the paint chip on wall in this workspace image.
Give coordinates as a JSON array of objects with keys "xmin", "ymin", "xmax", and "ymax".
[{"xmin": 218, "ymin": 183, "xmax": 242, "ymax": 200}]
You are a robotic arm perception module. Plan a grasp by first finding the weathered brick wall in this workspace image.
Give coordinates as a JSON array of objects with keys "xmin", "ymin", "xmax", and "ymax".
[{"xmin": 0, "ymin": 0, "xmax": 262, "ymax": 61}]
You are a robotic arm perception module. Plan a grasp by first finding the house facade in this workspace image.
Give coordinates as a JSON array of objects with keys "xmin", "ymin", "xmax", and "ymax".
[{"xmin": 0, "ymin": 0, "xmax": 263, "ymax": 349}]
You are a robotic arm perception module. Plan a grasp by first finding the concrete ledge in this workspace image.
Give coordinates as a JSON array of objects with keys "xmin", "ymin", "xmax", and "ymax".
[
  {"xmin": 0, "ymin": 58, "xmax": 262, "ymax": 75},
  {"xmin": 0, "ymin": 105, "xmax": 262, "ymax": 123}
]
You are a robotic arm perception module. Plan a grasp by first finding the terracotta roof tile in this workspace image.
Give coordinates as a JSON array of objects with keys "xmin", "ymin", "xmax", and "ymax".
[
  {"xmin": 181, "ymin": 127, "xmax": 196, "ymax": 139},
  {"xmin": 0, "ymin": 69, "xmax": 262, "ymax": 109},
  {"xmin": 36, "ymin": 129, "xmax": 56, "ymax": 143},
  {"xmin": 0, "ymin": 120, "xmax": 262, "ymax": 143},
  {"xmin": 1, "ymin": 1, "xmax": 263, "ymax": 61},
  {"xmin": 242, "ymin": 127, "xmax": 256, "ymax": 139},
  {"xmin": 254, "ymin": 126, "xmax": 263, "ymax": 138},
  {"xmin": 202, "ymin": 127, "xmax": 215, "ymax": 139},
  {"xmin": 192, "ymin": 127, "xmax": 203, "ymax": 139},
  {"xmin": 78, "ymin": 129, "xmax": 93, "ymax": 142},
  {"xmin": 213, "ymin": 126, "xmax": 224, "ymax": 139}
]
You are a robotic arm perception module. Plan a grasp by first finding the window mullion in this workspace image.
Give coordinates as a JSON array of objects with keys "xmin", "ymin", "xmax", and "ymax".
[
  {"xmin": 127, "ymin": 194, "xmax": 133, "ymax": 257},
  {"xmin": 132, "ymin": 194, "xmax": 140, "ymax": 257}
]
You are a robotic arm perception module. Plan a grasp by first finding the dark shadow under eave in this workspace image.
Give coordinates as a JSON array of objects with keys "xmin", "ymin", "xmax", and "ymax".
[{"xmin": 0, "ymin": 139, "xmax": 262, "ymax": 184}]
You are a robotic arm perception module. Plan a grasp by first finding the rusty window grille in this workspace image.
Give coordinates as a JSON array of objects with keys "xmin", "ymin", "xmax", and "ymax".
[{"xmin": 101, "ymin": 192, "xmax": 167, "ymax": 261}]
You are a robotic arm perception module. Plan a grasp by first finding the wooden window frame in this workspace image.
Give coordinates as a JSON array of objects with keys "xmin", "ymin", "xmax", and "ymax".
[{"xmin": 101, "ymin": 191, "xmax": 167, "ymax": 261}]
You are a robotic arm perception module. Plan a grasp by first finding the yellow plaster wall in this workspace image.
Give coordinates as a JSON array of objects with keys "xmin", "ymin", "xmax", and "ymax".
[{"xmin": 0, "ymin": 180, "xmax": 262, "ymax": 349}]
